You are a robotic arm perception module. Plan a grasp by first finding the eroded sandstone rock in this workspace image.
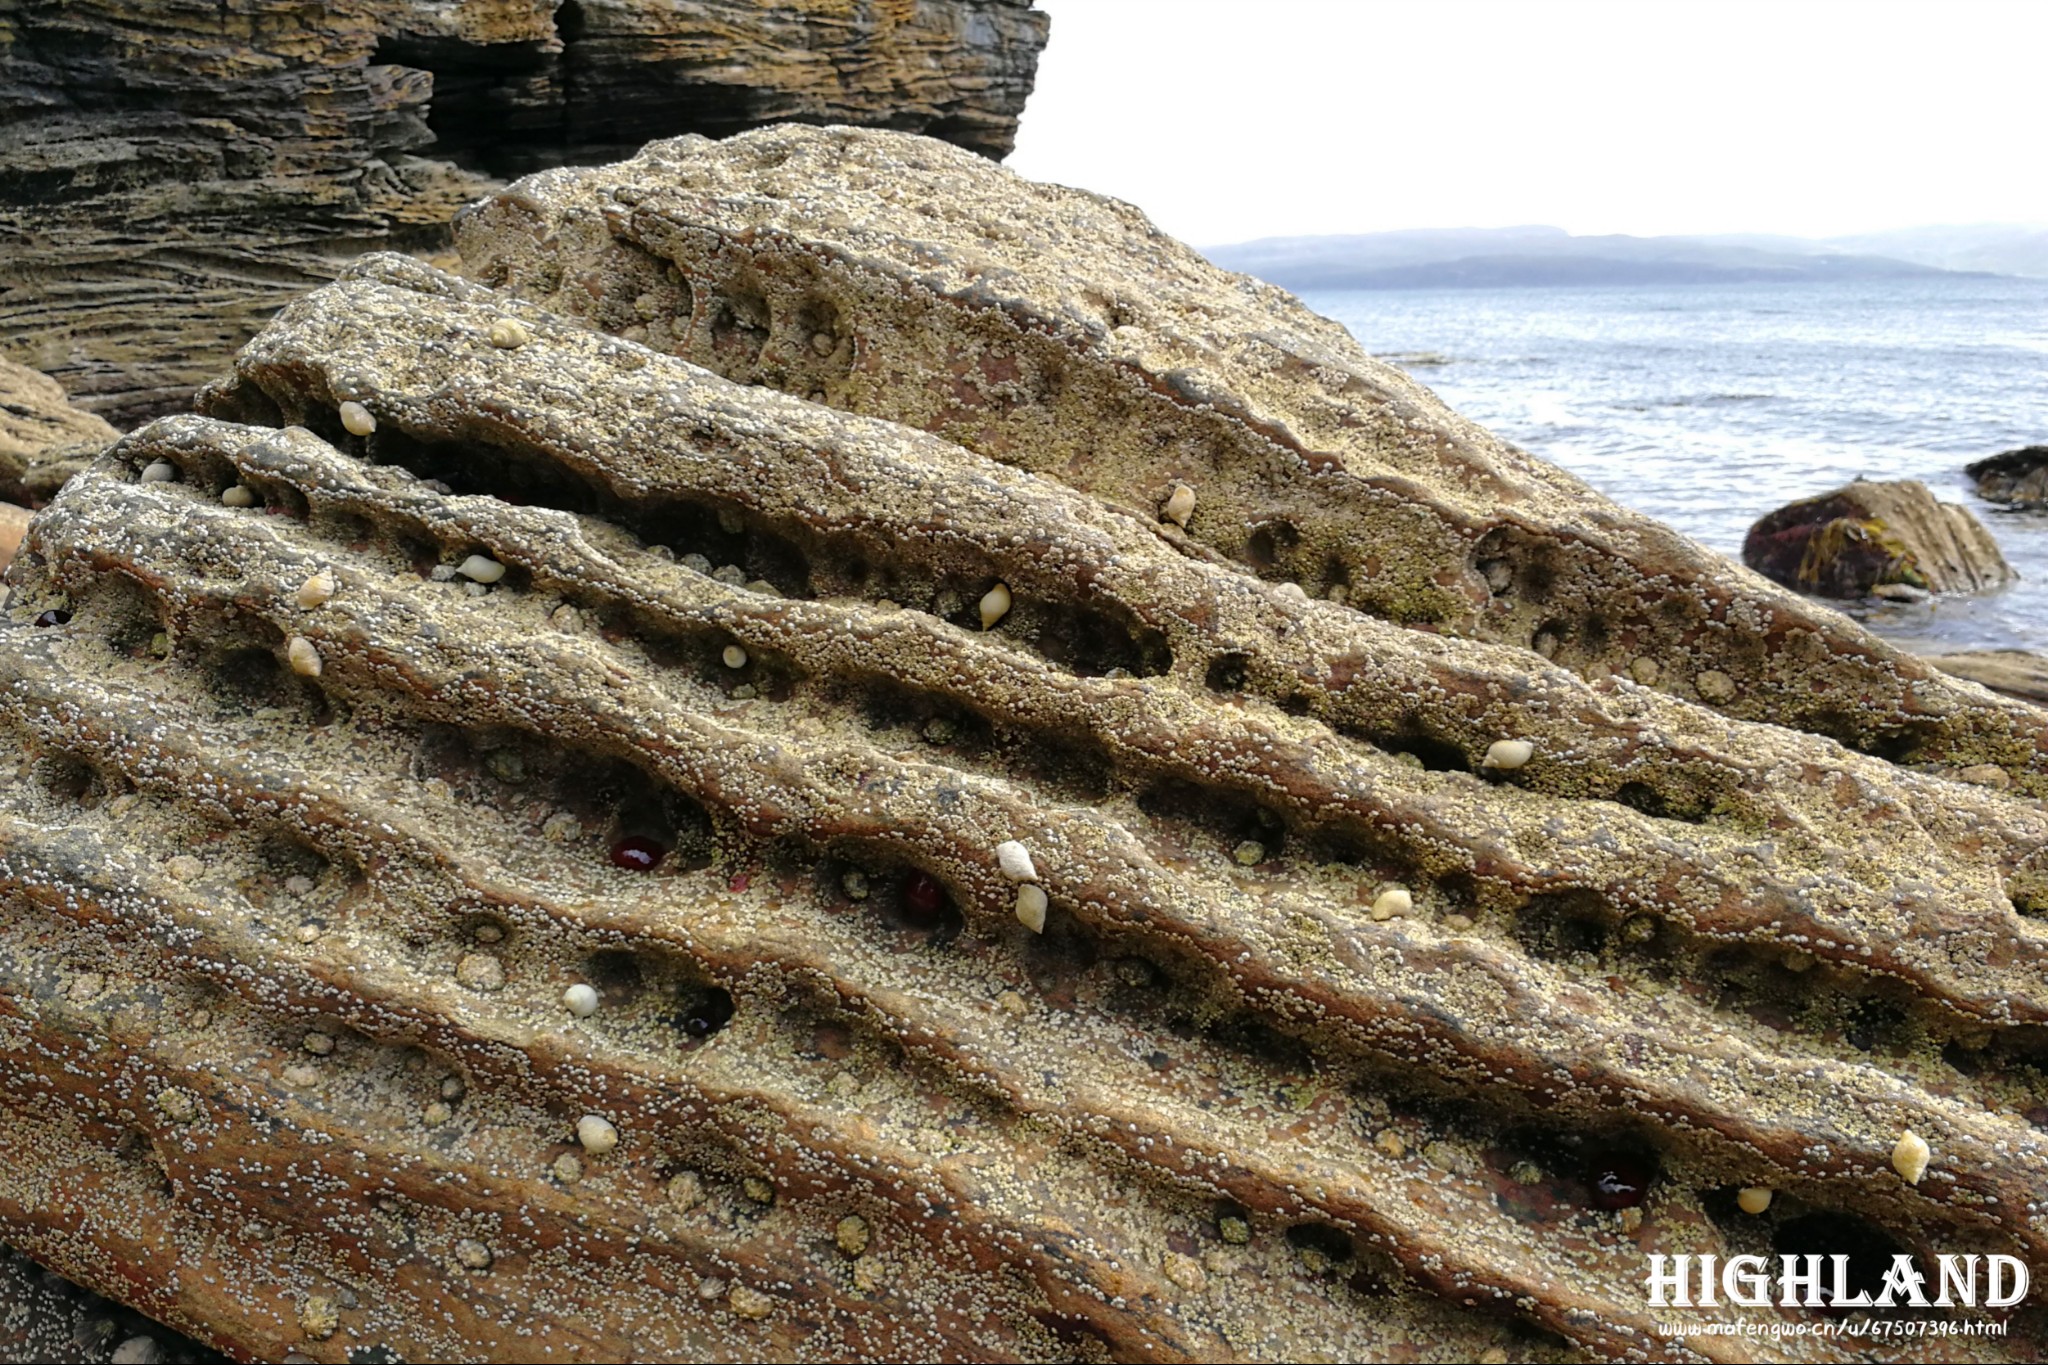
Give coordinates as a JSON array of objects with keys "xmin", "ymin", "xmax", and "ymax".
[
  {"xmin": 1742, "ymin": 478, "xmax": 2013, "ymax": 599},
  {"xmin": 1, "ymin": 253, "xmax": 2044, "ymax": 1362},
  {"xmin": 0, "ymin": 357, "xmax": 119, "ymax": 506},
  {"xmin": 452, "ymin": 125, "xmax": 2048, "ymax": 797},
  {"xmin": 1927, "ymin": 649, "xmax": 2048, "ymax": 707},
  {"xmin": 0, "ymin": 1, "xmax": 1048, "ymax": 425}
]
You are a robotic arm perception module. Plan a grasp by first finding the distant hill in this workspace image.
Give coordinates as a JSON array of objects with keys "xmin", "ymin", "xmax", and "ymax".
[{"xmin": 1204, "ymin": 225, "xmax": 2023, "ymax": 290}]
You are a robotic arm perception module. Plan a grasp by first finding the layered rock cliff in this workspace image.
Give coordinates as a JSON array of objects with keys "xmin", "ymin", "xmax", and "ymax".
[{"xmin": 0, "ymin": 0, "xmax": 1048, "ymax": 426}]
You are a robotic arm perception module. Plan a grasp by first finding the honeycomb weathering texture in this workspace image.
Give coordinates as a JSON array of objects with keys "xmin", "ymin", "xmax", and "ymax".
[
  {"xmin": 0, "ymin": 250, "xmax": 2043, "ymax": 1362},
  {"xmin": 452, "ymin": 123, "xmax": 2048, "ymax": 799}
]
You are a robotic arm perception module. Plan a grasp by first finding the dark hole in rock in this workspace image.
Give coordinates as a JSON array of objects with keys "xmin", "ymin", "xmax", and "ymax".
[
  {"xmin": 1583, "ymin": 1148, "xmax": 1657, "ymax": 1211},
  {"xmin": 1205, "ymin": 652, "xmax": 1249, "ymax": 692},
  {"xmin": 1285, "ymin": 1221, "xmax": 1355, "ymax": 1264},
  {"xmin": 676, "ymin": 987, "xmax": 735, "ymax": 1040},
  {"xmin": 1772, "ymin": 1212, "xmax": 1907, "ymax": 1310}
]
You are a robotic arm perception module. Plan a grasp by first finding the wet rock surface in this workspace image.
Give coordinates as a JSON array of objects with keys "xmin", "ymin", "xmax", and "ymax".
[
  {"xmin": 455, "ymin": 126, "xmax": 2048, "ymax": 801},
  {"xmin": 0, "ymin": 1, "xmax": 1048, "ymax": 427},
  {"xmin": 1967, "ymin": 445, "xmax": 2048, "ymax": 508},
  {"xmin": 1742, "ymin": 479, "xmax": 2014, "ymax": 599},
  {"xmin": 0, "ymin": 242, "xmax": 2043, "ymax": 1360}
]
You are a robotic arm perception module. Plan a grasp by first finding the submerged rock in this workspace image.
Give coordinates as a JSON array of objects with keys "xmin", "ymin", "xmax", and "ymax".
[
  {"xmin": 455, "ymin": 125, "xmax": 2048, "ymax": 796},
  {"xmin": 0, "ymin": 2, "xmax": 1049, "ymax": 426},
  {"xmin": 1967, "ymin": 445, "xmax": 2048, "ymax": 508},
  {"xmin": 1742, "ymin": 478, "xmax": 2013, "ymax": 598},
  {"xmin": 1, "ymin": 245, "xmax": 2045, "ymax": 1361}
]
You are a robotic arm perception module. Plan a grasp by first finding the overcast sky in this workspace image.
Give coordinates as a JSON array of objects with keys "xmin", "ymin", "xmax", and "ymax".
[{"xmin": 1006, "ymin": 0, "xmax": 2048, "ymax": 247}]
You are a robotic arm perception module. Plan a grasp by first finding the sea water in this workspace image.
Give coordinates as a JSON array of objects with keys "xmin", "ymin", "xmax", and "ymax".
[{"xmin": 1302, "ymin": 276, "xmax": 2048, "ymax": 654}]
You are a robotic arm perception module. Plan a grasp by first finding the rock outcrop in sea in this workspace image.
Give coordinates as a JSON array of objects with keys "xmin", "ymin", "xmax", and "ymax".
[
  {"xmin": 0, "ymin": 1, "xmax": 1049, "ymax": 427},
  {"xmin": 1968, "ymin": 446, "xmax": 2048, "ymax": 509},
  {"xmin": 1, "ymin": 129, "xmax": 2045, "ymax": 1362},
  {"xmin": 1742, "ymin": 478, "xmax": 2013, "ymax": 599}
]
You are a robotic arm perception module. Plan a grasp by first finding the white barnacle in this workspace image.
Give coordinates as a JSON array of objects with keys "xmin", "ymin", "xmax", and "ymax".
[
  {"xmin": 295, "ymin": 569, "xmax": 336, "ymax": 609},
  {"xmin": 489, "ymin": 317, "xmax": 531, "ymax": 349},
  {"xmin": 577, "ymin": 1113, "xmax": 619, "ymax": 1155},
  {"xmin": 286, "ymin": 635, "xmax": 322, "ymax": 677},
  {"xmin": 338, "ymin": 400, "xmax": 376, "ymax": 437},
  {"xmin": 1370, "ymin": 886, "xmax": 1412, "ymax": 922},
  {"xmin": 1736, "ymin": 1186, "xmax": 1773, "ymax": 1215},
  {"xmin": 563, "ymin": 983, "xmax": 600, "ymax": 1018},
  {"xmin": 220, "ymin": 485, "xmax": 255, "ymax": 508},
  {"xmin": 722, "ymin": 644, "xmax": 749, "ymax": 669},
  {"xmin": 1892, "ymin": 1129, "xmax": 1931, "ymax": 1184},
  {"xmin": 979, "ymin": 582, "xmax": 1012, "ymax": 630},
  {"xmin": 1014, "ymin": 883, "xmax": 1048, "ymax": 934},
  {"xmin": 140, "ymin": 460, "xmax": 179, "ymax": 483},
  {"xmin": 995, "ymin": 840, "xmax": 1037, "ymax": 883},
  {"xmin": 1481, "ymin": 738, "xmax": 1535, "ymax": 770},
  {"xmin": 1161, "ymin": 482, "xmax": 1196, "ymax": 528},
  {"xmin": 457, "ymin": 553, "xmax": 506, "ymax": 584}
]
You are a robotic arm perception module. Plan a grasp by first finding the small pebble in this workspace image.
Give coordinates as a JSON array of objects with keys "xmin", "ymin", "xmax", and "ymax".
[
  {"xmin": 577, "ymin": 1113, "xmax": 619, "ymax": 1155},
  {"xmin": 1370, "ymin": 886, "xmax": 1411, "ymax": 921},
  {"xmin": 457, "ymin": 553, "xmax": 506, "ymax": 584},
  {"xmin": 841, "ymin": 869, "xmax": 870, "ymax": 901},
  {"xmin": 489, "ymin": 317, "xmax": 531, "ymax": 349},
  {"xmin": 811, "ymin": 331, "xmax": 836, "ymax": 355},
  {"xmin": 1232, "ymin": 840, "xmax": 1265, "ymax": 866},
  {"xmin": 295, "ymin": 570, "xmax": 336, "ymax": 609},
  {"xmin": 473, "ymin": 922, "xmax": 504, "ymax": 944},
  {"xmin": 1737, "ymin": 1186, "xmax": 1773, "ymax": 1215},
  {"xmin": 338, "ymin": 401, "xmax": 375, "ymax": 437},
  {"xmin": 1161, "ymin": 482, "xmax": 1196, "ymax": 527},
  {"xmin": 722, "ymin": 644, "xmax": 749, "ymax": 669},
  {"xmin": 112, "ymin": 1336, "xmax": 163, "ymax": 1365},
  {"xmin": 455, "ymin": 952, "xmax": 505, "ymax": 992},
  {"xmin": 563, "ymin": 983, "xmax": 600, "ymax": 1017},
  {"xmin": 422, "ymin": 1100, "xmax": 453, "ymax": 1126},
  {"xmin": 286, "ymin": 635, "xmax": 322, "ymax": 677},
  {"xmin": 302, "ymin": 1031, "xmax": 334, "ymax": 1056},
  {"xmin": 1014, "ymin": 883, "xmax": 1048, "ymax": 934},
  {"xmin": 1275, "ymin": 581, "xmax": 1309, "ymax": 603},
  {"xmin": 835, "ymin": 1215, "xmax": 870, "ymax": 1257},
  {"xmin": 455, "ymin": 1238, "xmax": 494, "ymax": 1269},
  {"xmin": 221, "ymin": 485, "xmax": 256, "ymax": 507},
  {"xmin": 139, "ymin": 460, "xmax": 179, "ymax": 483},
  {"xmin": 681, "ymin": 553, "xmax": 713, "ymax": 574},
  {"xmin": 1892, "ymin": 1129, "xmax": 1931, "ymax": 1184},
  {"xmin": 743, "ymin": 1176, "xmax": 775, "ymax": 1205},
  {"xmin": 552, "ymin": 1153, "xmax": 583, "ymax": 1183},
  {"xmin": 994, "ymin": 839, "xmax": 1037, "ymax": 882},
  {"xmin": 979, "ymin": 582, "xmax": 1012, "ymax": 629},
  {"xmin": 713, "ymin": 563, "xmax": 746, "ymax": 585},
  {"xmin": 1481, "ymin": 738, "xmax": 1535, "ymax": 770},
  {"xmin": 1442, "ymin": 913, "xmax": 1474, "ymax": 932},
  {"xmin": 440, "ymin": 1074, "xmax": 466, "ymax": 1101},
  {"xmin": 744, "ymin": 578, "xmax": 779, "ymax": 597}
]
